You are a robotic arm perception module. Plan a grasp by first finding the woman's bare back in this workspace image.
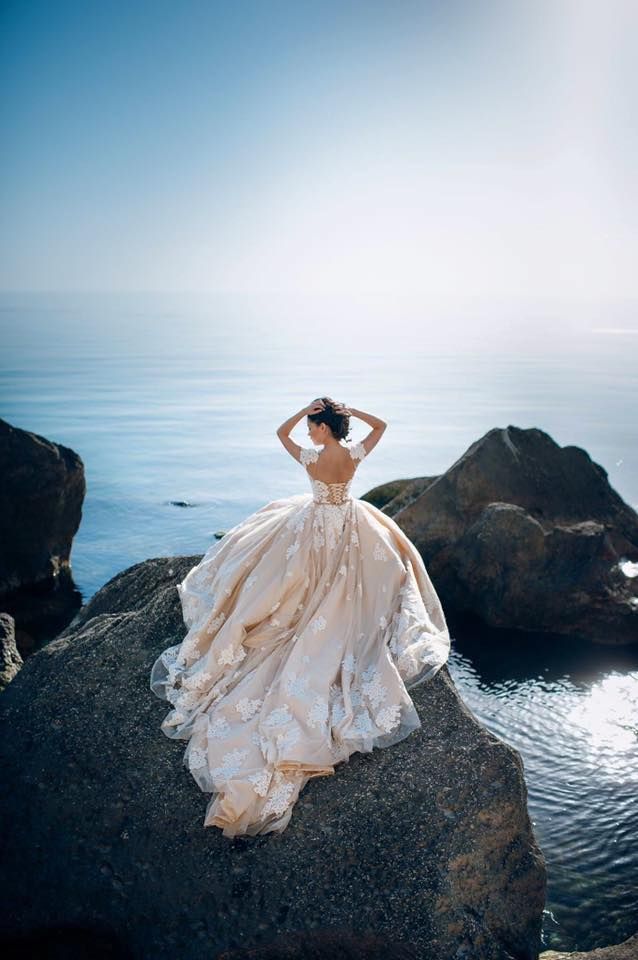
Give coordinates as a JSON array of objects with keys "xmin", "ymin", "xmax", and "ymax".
[{"xmin": 305, "ymin": 444, "xmax": 359, "ymax": 484}]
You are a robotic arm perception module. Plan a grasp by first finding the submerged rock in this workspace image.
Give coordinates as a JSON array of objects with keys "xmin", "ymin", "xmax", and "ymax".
[
  {"xmin": 0, "ymin": 556, "xmax": 546, "ymax": 960},
  {"xmin": 368, "ymin": 426, "xmax": 638, "ymax": 645}
]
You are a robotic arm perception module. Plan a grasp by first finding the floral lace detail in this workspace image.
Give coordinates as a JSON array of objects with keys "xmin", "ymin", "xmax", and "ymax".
[
  {"xmin": 182, "ymin": 670, "xmax": 213, "ymax": 692},
  {"xmin": 376, "ymin": 704, "xmax": 402, "ymax": 733},
  {"xmin": 217, "ymin": 644, "xmax": 247, "ymax": 667},
  {"xmin": 262, "ymin": 771, "xmax": 296, "ymax": 817},
  {"xmin": 341, "ymin": 653, "xmax": 357, "ymax": 677},
  {"xmin": 263, "ymin": 705, "xmax": 293, "ymax": 727},
  {"xmin": 348, "ymin": 441, "xmax": 366, "ymax": 461},
  {"xmin": 284, "ymin": 673, "xmax": 310, "ymax": 697},
  {"xmin": 235, "ymin": 697, "xmax": 263, "ymax": 721},
  {"xmin": 244, "ymin": 574, "xmax": 257, "ymax": 590},
  {"xmin": 187, "ymin": 745, "xmax": 208, "ymax": 770},
  {"xmin": 208, "ymin": 714, "xmax": 232, "ymax": 739},
  {"xmin": 307, "ymin": 695, "xmax": 329, "ymax": 729},
  {"xmin": 211, "ymin": 748, "xmax": 250, "ymax": 781},
  {"xmin": 249, "ymin": 769, "xmax": 272, "ymax": 797},
  {"xmin": 361, "ymin": 667, "xmax": 388, "ymax": 709},
  {"xmin": 276, "ymin": 720, "xmax": 303, "ymax": 749},
  {"xmin": 286, "ymin": 540, "xmax": 301, "ymax": 560},
  {"xmin": 310, "ymin": 615, "xmax": 327, "ymax": 634},
  {"xmin": 299, "ymin": 447, "xmax": 320, "ymax": 465},
  {"xmin": 374, "ymin": 541, "xmax": 389, "ymax": 562},
  {"xmin": 352, "ymin": 709, "xmax": 374, "ymax": 736}
]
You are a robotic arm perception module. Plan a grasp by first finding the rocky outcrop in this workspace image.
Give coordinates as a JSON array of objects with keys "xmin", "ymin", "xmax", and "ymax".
[
  {"xmin": 0, "ymin": 557, "xmax": 546, "ymax": 960},
  {"xmin": 0, "ymin": 613, "xmax": 22, "ymax": 691},
  {"xmin": 0, "ymin": 417, "xmax": 84, "ymax": 655},
  {"xmin": 540, "ymin": 932, "xmax": 638, "ymax": 959},
  {"xmin": 0, "ymin": 417, "xmax": 85, "ymax": 596},
  {"xmin": 365, "ymin": 426, "xmax": 638, "ymax": 645}
]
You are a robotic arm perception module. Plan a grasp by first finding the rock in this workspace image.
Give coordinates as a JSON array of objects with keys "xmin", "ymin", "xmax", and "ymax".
[
  {"xmin": 0, "ymin": 613, "xmax": 22, "ymax": 691},
  {"xmin": 0, "ymin": 417, "xmax": 85, "ymax": 595},
  {"xmin": 0, "ymin": 417, "xmax": 84, "ymax": 653},
  {"xmin": 540, "ymin": 932, "xmax": 638, "ymax": 959},
  {"xmin": 362, "ymin": 477, "xmax": 439, "ymax": 513},
  {"xmin": 0, "ymin": 557, "xmax": 546, "ymax": 960},
  {"xmin": 378, "ymin": 426, "xmax": 638, "ymax": 645}
]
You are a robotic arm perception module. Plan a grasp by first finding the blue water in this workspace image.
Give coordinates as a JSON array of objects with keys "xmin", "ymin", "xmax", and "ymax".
[{"xmin": 1, "ymin": 291, "xmax": 637, "ymax": 951}]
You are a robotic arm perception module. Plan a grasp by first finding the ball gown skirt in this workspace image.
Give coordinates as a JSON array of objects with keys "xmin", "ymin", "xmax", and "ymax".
[{"xmin": 150, "ymin": 441, "xmax": 450, "ymax": 837}]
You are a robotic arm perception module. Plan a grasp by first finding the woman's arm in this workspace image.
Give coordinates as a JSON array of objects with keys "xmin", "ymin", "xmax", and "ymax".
[
  {"xmin": 347, "ymin": 406, "xmax": 387, "ymax": 430},
  {"xmin": 346, "ymin": 406, "xmax": 387, "ymax": 457},
  {"xmin": 276, "ymin": 399, "xmax": 325, "ymax": 462},
  {"xmin": 276, "ymin": 399, "xmax": 325, "ymax": 436}
]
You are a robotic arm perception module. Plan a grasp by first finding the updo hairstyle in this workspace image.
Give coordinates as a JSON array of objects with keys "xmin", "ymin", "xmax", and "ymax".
[{"xmin": 307, "ymin": 396, "xmax": 351, "ymax": 442}]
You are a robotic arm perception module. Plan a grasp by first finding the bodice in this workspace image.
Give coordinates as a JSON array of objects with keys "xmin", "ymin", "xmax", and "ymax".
[
  {"xmin": 308, "ymin": 476, "xmax": 353, "ymax": 505},
  {"xmin": 299, "ymin": 441, "xmax": 366, "ymax": 506}
]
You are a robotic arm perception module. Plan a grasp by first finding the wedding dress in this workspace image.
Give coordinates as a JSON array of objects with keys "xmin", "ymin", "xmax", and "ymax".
[{"xmin": 150, "ymin": 440, "xmax": 450, "ymax": 837}]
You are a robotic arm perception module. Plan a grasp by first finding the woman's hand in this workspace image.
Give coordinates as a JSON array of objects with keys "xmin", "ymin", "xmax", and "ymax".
[
  {"xmin": 332, "ymin": 401, "xmax": 351, "ymax": 416},
  {"xmin": 306, "ymin": 399, "xmax": 326, "ymax": 415}
]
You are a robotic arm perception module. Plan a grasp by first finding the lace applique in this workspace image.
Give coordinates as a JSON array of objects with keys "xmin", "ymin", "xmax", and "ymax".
[
  {"xmin": 307, "ymin": 695, "xmax": 329, "ymax": 729},
  {"xmin": 263, "ymin": 705, "xmax": 293, "ymax": 727},
  {"xmin": 376, "ymin": 704, "xmax": 402, "ymax": 733},
  {"xmin": 187, "ymin": 745, "xmax": 208, "ymax": 770},
  {"xmin": 211, "ymin": 748, "xmax": 250, "ymax": 781},
  {"xmin": 310, "ymin": 615, "xmax": 327, "ymax": 634},
  {"xmin": 341, "ymin": 653, "xmax": 357, "ymax": 676},
  {"xmin": 235, "ymin": 697, "xmax": 263, "ymax": 721},
  {"xmin": 208, "ymin": 714, "xmax": 232, "ymax": 739},
  {"xmin": 352, "ymin": 709, "xmax": 373, "ymax": 736},
  {"xmin": 284, "ymin": 673, "xmax": 310, "ymax": 697},
  {"xmin": 182, "ymin": 670, "xmax": 213, "ymax": 692},
  {"xmin": 262, "ymin": 771, "xmax": 295, "ymax": 817},
  {"xmin": 217, "ymin": 644, "xmax": 246, "ymax": 667},
  {"xmin": 348, "ymin": 441, "xmax": 366, "ymax": 461},
  {"xmin": 244, "ymin": 574, "xmax": 257, "ymax": 590},
  {"xmin": 299, "ymin": 447, "xmax": 320, "ymax": 465},
  {"xmin": 361, "ymin": 668, "xmax": 388, "ymax": 709},
  {"xmin": 286, "ymin": 541, "xmax": 301, "ymax": 560},
  {"xmin": 276, "ymin": 721, "xmax": 302, "ymax": 749},
  {"xmin": 312, "ymin": 513, "xmax": 325, "ymax": 550},
  {"xmin": 374, "ymin": 541, "xmax": 389, "ymax": 562},
  {"xmin": 249, "ymin": 769, "xmax": 272, "ymax": 797}
]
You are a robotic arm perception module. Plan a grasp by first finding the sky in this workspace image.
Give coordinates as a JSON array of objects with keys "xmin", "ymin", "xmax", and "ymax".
[{"xmin": 1, "ymin": 0, "xmax": 636, "ymax": 300}]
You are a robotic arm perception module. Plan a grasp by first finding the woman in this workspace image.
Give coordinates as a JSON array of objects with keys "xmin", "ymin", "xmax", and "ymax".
[{"xmin": 150, "ymin": 397, "xmax": 450, "ymax": 837}]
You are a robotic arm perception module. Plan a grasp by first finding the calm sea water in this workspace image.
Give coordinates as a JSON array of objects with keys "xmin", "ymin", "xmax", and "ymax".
[{"xmin": 1, "ymin": 291, "xmax": 637, "ymax": 951}]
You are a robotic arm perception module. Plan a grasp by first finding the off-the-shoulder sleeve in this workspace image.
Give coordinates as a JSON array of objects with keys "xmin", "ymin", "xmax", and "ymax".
[
  {"xmin": 299, "ymin": 447, "xmax": 320, "ymax": 465},
  {"xmin": 348, "ymin": 441, "xmax": 367, "ymax": 462}
]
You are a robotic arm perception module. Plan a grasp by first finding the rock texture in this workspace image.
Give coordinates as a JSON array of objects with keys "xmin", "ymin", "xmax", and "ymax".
[
  {"xmin": 366, "ymin": 426, "xmax": 638, "ymax": 645},
  {"xmin": 0, "ymin": 417, "xmax": 85, "ymax": 596},
  {"xmin": 0, "ymin": 557, "xmax": 546, "ymax": 960},
  {"xmin": 0, "ymin": 613, "xmax": 22, "ymax": 692},
  {"xmin": 540, "ymin": 932, "xmax": 638, "ymax": 960}
]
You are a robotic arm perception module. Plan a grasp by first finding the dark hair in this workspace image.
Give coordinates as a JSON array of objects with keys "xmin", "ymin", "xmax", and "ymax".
[{"xmin": 307, "ymin": 396, "xmax": 351, "ymax": 441}]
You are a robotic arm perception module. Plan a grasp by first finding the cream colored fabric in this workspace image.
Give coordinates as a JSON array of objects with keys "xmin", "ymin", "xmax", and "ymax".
[{"xmin": 150, "ymin": 441, "xmax": 450, "ymax": 837}]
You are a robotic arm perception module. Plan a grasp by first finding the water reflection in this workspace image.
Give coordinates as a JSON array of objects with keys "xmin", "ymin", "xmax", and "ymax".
[{"xmin": 448, "ymin": 625, "xmax": 638, "ymax": 953}]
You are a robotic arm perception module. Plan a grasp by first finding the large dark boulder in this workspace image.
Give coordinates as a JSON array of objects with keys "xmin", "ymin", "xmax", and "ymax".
[
  {"xmin": 371, "ymin": 426, "xmax": 638, "ymax": 645},
  {"xmin": 0, "ymin": 417, "xmax": 85, "ymax": 596},
  {"xmin": 0, "ymin": 557, "xmax": 546, "ymax": 960},
  {"xmin": 0, "ymin": 418, "xmax": 84, "ymax": 653}
]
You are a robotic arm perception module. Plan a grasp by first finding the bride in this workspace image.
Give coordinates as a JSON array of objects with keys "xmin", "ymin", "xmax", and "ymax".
[{"xmin": 150, "ymin": 397, "xmax": 450, "ymax": 837}]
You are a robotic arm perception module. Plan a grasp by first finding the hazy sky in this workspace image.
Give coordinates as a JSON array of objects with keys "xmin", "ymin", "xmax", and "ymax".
[{"xmin": 1, "ymin": 0, "xmax": 636, "ymax": 299}]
